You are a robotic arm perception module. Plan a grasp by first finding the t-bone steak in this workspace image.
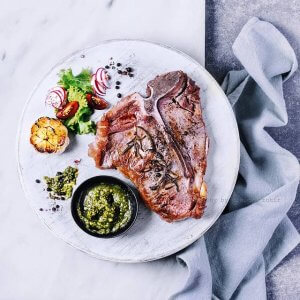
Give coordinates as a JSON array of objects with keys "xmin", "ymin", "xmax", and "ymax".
[{"xmin": 89, "ymin": 71, "xmax": 208, "ymax": 222}]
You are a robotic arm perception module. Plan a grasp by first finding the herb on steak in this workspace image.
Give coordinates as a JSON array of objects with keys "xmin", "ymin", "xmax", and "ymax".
[
  {"xmin": 149, "ymin": 161, "xmax": 179, "ymax": 192},
  {"xmin": 122, "ymin": 126, "xmax": 179, "ymax": 192},
  {"xmin": 122, "ymin": 126, "xmax": 155, "ymax": 155}
]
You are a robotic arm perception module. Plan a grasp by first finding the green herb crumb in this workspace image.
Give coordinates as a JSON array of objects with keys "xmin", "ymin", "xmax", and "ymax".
[{"xmin": 44, "ymin": 166, "xmax": 78, "ymax": 200}]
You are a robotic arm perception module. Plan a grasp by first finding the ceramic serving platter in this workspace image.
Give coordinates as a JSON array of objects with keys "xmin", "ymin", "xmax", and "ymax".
[{"xmin": 17, "ymin": 40, "xmax": 240, "ymax": 263}]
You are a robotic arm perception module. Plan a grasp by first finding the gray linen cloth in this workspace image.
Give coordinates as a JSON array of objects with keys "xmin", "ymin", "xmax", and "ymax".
[{"xmin": 171, "ymin": 17, "xmax": 300, "ymax": 300}]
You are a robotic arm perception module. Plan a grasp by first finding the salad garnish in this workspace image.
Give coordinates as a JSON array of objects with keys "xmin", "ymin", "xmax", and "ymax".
[
  {"xmin": 62, "ymin": 85, "xmax": 95, "ymax": 134},
  {"xmin": 45, "ymin": 68, "xmax": 110, "ymax": 135}
]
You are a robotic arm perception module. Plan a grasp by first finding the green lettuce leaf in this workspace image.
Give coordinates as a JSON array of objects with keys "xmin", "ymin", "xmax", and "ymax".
[
  {"xmin": 63, "ymin": 86, "xmax": 96, "ymax": 135},
  {"xmin": 58, "ymin": 68, "xmax": 93, "ymax": 94},
  {"xmin": 77, "ymin": 119, "xmax": 96, "ymax": 135},
  {"xmin": 64, "ymin": 106, "xmax": 96, "ymax": 135},
  {"xmin": 67, "ymin": 85, "xmax": 88, "ymax": 107}
]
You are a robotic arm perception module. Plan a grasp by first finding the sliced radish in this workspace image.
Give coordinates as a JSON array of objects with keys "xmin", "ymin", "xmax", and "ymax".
[
  {"xmin": 49, "ymin": 86, "xmax": 66, "ymax": 101},
  {"xmin": 95, "ymin": 68, "xmax": 110, "ymax": 89},
  {"xmin": 95, "ymin": 68, "xmax": 104, "ymax": 83},
  {"xmin": 100, "ymin": 70, "xmax": 110, "ymax": 89},
  {"xmin": 46, "ymin": 91, "xmax": 62, "ymax": 109},
  {"xmin": 91, "ymin": 74, "xmax": 99, "ymax": 94},
  {"xmin": 45, "ymin": 86, "xmax": 67, "ymax": 109},
  {"xmin": 51, "ymin": 87, "xmax": 63, "ymax": 99},
  {"xmin": 93, "ymin": 88, "xmax": 104, "ymax": 96},
  {"xmin": 96, "ymin": 80, "xmax": 106, "ymax": 94},
  {"xmin": 95, "ymin": 80, "xmax": 106, "ymax": 95},
  {"xmin": 91, "ymin": 67, "xmax": 111, "ymax": 97},
  {"xmin": 91, "ymin": 74, "xmax": 97, "ymax": 90},
  {"xmin": 91, "ymin": 74, "xmax": 106, "ymax": 96}
]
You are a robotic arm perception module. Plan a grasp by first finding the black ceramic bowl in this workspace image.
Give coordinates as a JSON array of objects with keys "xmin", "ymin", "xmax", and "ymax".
[{"xmin": 71, "ymin": 176, "xmax": 138, "ymax": 238}]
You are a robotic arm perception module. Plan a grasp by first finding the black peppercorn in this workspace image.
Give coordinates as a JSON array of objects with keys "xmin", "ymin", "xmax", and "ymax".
[
  {"xmin": 117, "ymin": 93, "xmax": 122, "ymax": 98},
  {"xmin": 35, "ymin": 179, "xmax": 41, "ymax": 183}
]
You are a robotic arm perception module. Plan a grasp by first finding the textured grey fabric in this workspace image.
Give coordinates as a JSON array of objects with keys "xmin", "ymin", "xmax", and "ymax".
[{"xmin": 170, "ymin": 17, "xmax": 300, "ymax": 300}]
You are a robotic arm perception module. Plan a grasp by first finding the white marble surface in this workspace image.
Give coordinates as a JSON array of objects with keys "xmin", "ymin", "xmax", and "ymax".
[{"xmin": 0, "ymin": 0, "xmax": 205, "ymax": 299}]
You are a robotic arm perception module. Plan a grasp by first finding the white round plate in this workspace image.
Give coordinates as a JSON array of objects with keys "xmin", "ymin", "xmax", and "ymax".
[{"xmin": 17, "ymin": 40, "xmax": 239, "ymax": 263}]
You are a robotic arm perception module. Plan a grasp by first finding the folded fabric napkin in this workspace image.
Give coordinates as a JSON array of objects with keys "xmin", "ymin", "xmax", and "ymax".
[{"xmin": 171, "ymin": 17, "xmax": 300, "ymax": 300}]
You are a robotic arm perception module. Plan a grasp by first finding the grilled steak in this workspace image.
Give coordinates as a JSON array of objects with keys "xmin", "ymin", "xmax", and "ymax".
[{"xmin": 89, "ymin": 71, "xmax": 208, "ymax": 222}]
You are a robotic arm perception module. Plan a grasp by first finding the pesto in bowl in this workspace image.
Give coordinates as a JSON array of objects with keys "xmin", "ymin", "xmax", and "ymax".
[{"xmin": 71, "ymin": 176, "xmax": 138, "ymax": 238}]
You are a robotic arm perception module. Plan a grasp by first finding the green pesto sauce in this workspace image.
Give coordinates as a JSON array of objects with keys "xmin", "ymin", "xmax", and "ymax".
[
  {"xmin": 77, "ymin": 183, "xmax": 132, "ymax": 235},
  {"xmin": 44, "ymin": 166, "xmax": 78, "ymax": 200}
]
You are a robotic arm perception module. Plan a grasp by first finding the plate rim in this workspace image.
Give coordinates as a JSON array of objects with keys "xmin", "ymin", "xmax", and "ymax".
[{"xmin": 16, "ymin": 39, "xmax": 240, "ymax": 263}]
